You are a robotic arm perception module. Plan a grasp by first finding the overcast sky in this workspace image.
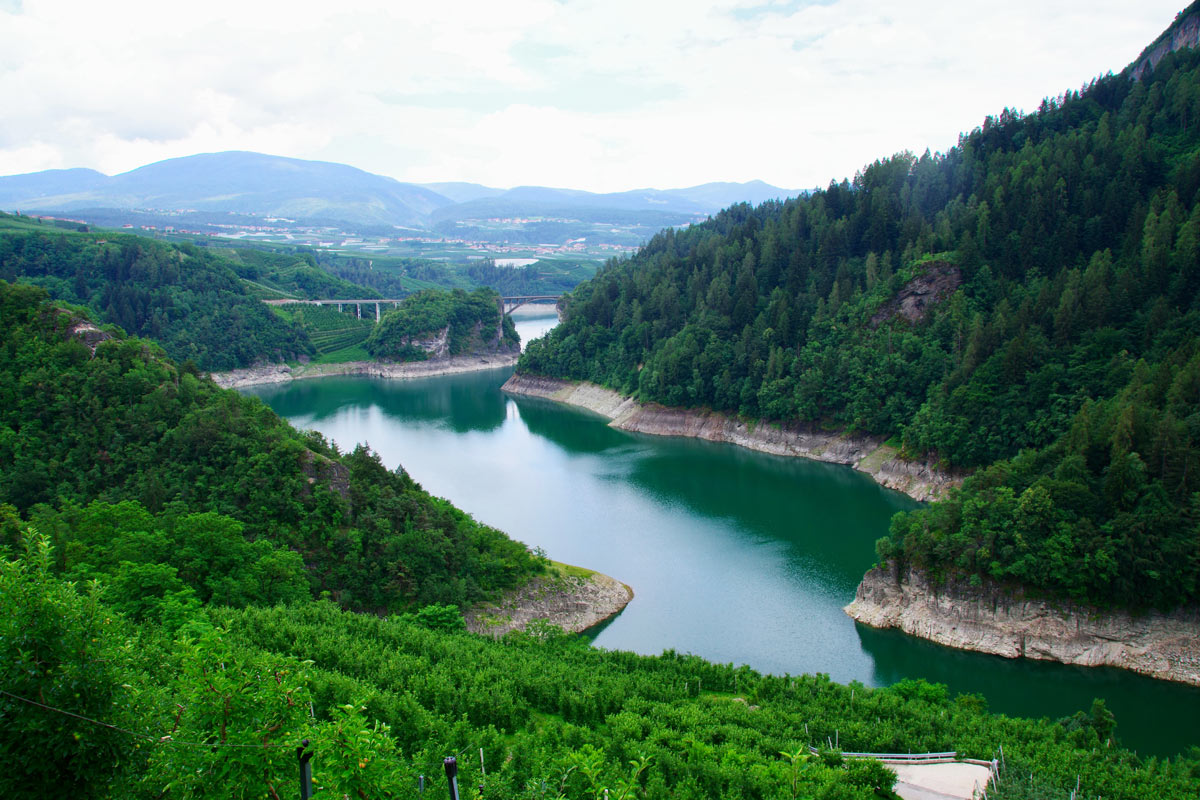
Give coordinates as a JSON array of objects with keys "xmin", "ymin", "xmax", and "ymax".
[{"xmin": 0, "ymin": 0, "xmax": 1187, "ymax": 192}]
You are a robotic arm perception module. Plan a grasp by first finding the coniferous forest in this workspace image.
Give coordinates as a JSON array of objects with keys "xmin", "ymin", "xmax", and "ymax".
[
  {"xmin": 517, "ymin": 46, "xmax": 1200, "ymax": 612},
  {"xmin": 4, "ymin": 240, "xmax": 1200, "ymax": 797}
]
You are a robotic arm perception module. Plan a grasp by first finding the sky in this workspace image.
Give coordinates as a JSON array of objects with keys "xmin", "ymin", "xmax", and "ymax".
[{"xmin": 0, "ymin": 0, "xmax": 1188, "ymax": 193}]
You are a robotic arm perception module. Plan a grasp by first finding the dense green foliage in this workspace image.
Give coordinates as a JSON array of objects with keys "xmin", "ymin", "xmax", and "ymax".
[
  {"xmin": 365, "ymin": 287, "xmax": 518, "ymax": 361},
  {"xmin": 324, "ymin": 252, "xmax": 593, "ymax": 298},
  {"xmin": 3, "ymin": 534, "xmax": 1199, "ymax": 800},
  {"xmin": 882, "ymin": 348, "xmax": 1200, "ymax": 609},
  {"xmin": 463, "ymin": 258, "xmax": 595, "ymax": 297},
  {"xmin": 518, "ymin": 51, "xmax": 1200, "ymax": 609},
  {"xmin": 217, "ymin": 246, "xmax": 382, "ymax": 301},
  {"xmin": 0, "ymin": 214, "xmax": 312, "ymax": 369},
  {"xmin": 2, "ymin": 259, "xmax": 1198, "ymax": 799},
  {"xmin": 0, "ymin": 281, "xmax": 540, "ymax": 610}
]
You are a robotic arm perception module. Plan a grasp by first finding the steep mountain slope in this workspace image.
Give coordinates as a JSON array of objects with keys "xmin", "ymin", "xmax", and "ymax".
[
  {"xmin": 0, "ymin": 213, "xmax": 313, "ymax": 370},
  {"xmin": 514, "ymin": 19, "xmax": 1200, "ymax": 612}
]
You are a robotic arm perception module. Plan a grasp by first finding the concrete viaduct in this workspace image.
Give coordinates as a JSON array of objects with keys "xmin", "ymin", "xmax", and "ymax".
[{"xmin": 263, "ymin": 295, "xmax": 561, "ymax": 322}]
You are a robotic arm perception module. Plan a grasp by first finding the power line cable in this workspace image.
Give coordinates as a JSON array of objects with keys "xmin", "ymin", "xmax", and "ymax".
[{"xmin": 0, "ymin": 687, "xmax": 285, "ymax": 749}]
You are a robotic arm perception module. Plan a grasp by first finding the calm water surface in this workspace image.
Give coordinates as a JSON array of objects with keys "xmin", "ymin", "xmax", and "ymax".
[{"xmin": 246, "ymin": 313, "xmax": 1200, "ymax": 756}]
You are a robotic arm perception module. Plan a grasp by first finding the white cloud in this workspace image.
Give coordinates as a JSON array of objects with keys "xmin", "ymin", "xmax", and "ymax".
[{"xmin": 0, "ymin": 0, "xmax": 1186, "ymax": 191}]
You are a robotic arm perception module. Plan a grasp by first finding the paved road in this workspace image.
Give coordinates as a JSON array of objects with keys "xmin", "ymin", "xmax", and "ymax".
[{"xmin": 890, "ymin": 763, "xmax": 992, "ymax": 800}]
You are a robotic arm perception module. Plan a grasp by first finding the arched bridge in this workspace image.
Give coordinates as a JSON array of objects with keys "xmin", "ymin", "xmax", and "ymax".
[
  {"xmin": 498, "ymin": 295, "xmax": 561, "ymax": 315},
  {"xmin": 262, "ymin": 295, "xmax": 561, "ymax": 322}
]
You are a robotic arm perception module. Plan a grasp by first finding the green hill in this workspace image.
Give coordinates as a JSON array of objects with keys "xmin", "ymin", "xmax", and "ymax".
[
  {"xmin": 0, "ymin": 281, "xmax": 540, "ymax": 611},
  {"xmin": 0, "ymin": 214, "xmax": 314, "ymax": 370}
]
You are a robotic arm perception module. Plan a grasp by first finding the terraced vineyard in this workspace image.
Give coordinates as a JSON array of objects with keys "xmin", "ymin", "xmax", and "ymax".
[{"xmin": 276, "ymin": 303, "xmax": 376, "ymax": 361}]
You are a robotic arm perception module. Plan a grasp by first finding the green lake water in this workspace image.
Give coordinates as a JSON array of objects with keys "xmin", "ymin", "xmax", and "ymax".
[{"xmin": 245, "ymin": 313, "xmax": 1200, "ymax": 757}]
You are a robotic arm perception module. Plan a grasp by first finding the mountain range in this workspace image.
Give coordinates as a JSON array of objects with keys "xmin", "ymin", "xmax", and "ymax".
[{"xmin": 0, "ymin": 151, "xmax": 795, "ymax": 230}]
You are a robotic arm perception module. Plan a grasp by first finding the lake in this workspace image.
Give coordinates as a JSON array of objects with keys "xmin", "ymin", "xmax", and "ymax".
[{"xmin": 245, "ymin": 312, "xmax": 1200, "ymax": 757}]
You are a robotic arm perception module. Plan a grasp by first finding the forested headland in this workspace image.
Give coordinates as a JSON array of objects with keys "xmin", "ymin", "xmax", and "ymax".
[
  {"xmin": 516, "ymin": 44, "xmax": 1200, "ymax": 613},
  {"xmin": 365, "ymin": 287, "xmax": 519, "ymax": 362}
]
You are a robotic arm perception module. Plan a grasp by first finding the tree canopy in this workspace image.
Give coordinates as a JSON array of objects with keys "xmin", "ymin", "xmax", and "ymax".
[{"xmin": 517, "ymin": 50, "xmax": 1200, "ymax": 610}]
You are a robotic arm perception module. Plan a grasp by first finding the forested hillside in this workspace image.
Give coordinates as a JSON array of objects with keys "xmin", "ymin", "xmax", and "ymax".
[
  {"xmin": 0, "ymin": 214, "xmax": 313, "ymax": 369},
  {"xmin": 0, "ymin": 281, "xmax": 540, "ymax": 610},
  {"xmin": 517, "ymin": 46, "xmax": 1200, "ymax": 611}
]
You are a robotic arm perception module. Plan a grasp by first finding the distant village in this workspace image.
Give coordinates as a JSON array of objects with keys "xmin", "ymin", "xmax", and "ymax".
[{"xmin": 31, "ymin": 209, "xmax": 643, "ymax": 262}]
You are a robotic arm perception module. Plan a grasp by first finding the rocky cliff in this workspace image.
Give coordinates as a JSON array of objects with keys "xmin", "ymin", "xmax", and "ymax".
[
  {"xmin": 502, "ymin": 374, "xmax": 959, "ymax": 502},
  {"xmin": 466, "ymin": 568, "xmax": 633, "ymax": 638},
  {"xmin": 1130, "ymin": 4, "xmax": 1200, "ymax": 79},
  {"xmin": 846, "ymin": 565, "xmax": 1200, "ymax": 686}
]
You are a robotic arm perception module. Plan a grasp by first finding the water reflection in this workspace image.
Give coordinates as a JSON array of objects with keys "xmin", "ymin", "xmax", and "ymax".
[
  {"xmin": 247, "ymin": 366, "xmax": 1200, "ymax": 757},
  {"xmin": 252, "ymin": 371, "xmax": 511, "ymax": 434},
  {"xmin": 508, "ymin": 395, "xmax": 633, "ymax": 455},
  {"xmin": 855, "ymin": 623, "xmax": 1200, "ymax": 756}
]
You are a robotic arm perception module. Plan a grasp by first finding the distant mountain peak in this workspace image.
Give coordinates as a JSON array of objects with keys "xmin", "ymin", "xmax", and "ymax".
[{"xmin": 0, "ymin": 151, "xmax": 796, "ymax": 230}]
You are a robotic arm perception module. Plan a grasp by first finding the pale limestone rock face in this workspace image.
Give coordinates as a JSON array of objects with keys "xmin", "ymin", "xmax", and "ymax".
[
  {"xmin": 404, "ymin": 326, "xmax": 450, "ymax": 360},
  {"xmin": 465, "ymin": 571, "xmax": 634, "ymax": 637},
  {"xmin": 500, "ymin": 374, "xmax": 959, "ymax": 502},
  {"xmin": 845, "ymin": 566, "xmax": 1200, "ymax": 686},
  {"xmin": 209, "ymin": 352, "xmax": 519, "ymax": 389}
]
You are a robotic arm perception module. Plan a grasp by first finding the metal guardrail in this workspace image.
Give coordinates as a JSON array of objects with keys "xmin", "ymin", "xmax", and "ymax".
[{"xmin": 807, "ymin": 745, "xmax": 957, "ymax": 760}]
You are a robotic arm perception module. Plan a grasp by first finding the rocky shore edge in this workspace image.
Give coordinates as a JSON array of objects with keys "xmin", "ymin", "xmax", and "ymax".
[
  {"xmin": 209, "ymin": 352, "xmax": 520, "ymax": 389},
  {"xmin": 845, "ymin": 565, "xmax": 1200, "ymax": 686},
  {"xmin": 501, "ymin": 373, "xmax": 959, "ymax": 502},
  {"xmin": 465, "ymin": 565, "xmax": 634, "ymax": 638}
]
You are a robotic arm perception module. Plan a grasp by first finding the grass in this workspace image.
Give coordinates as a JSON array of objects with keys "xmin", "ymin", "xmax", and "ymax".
[
  {"xmin": 310, "ymin": 344, "xmax": 371, "ymax": 364},
  {"xmin": 548, "ymin": 560, "xmax": 596, "ymax": 580},
  {"xmin": 856, "ymin": 443, "xmax": 901, "ymax": 474}
]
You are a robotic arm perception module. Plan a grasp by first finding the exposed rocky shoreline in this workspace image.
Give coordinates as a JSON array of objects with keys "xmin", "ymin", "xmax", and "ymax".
[
  {"xmin": 465, "ymin": 568, "xmax": 634, "ymax": 637},
  {"xmin": 501, "ymin": 373, "xmax": 959, "ymax": 502},
  {"xmin": 846, "ymin": 565, "xmax": 1200, "ymax": 686},
  {"xmin": 209, "ymin": 352, "xmax": 520, "ymax": 389}
]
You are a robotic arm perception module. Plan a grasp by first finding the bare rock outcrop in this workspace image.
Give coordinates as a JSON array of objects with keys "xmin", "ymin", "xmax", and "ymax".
[
  {"xmin": 501, "ymin": 373, "xmax": 959, "ymax": 502},
  {"xmin": 846, "ymin": 565, "xmax": 1200, "ymax": 686},
  {"xmin": 300, "ymin": 449, "xmax": 351, "ymax": 502},
  {"xmin": 466, "ymin": 569, "xmax": 633, "ymax": 637},
  {"xmin": 1130, "ymin": 8, "xmax": 1200, "ymax": 80},
  {"xmin": 869, "ymin": 262, "xmax": 961, "ymax": 328},
  {"xmin": 209, "ymin": 351, "xmax": 519, "ymax": 389},
  {"xmin": 55, "ymin": 308, "xmax": 114, "ymax": 354}
]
